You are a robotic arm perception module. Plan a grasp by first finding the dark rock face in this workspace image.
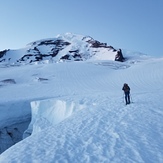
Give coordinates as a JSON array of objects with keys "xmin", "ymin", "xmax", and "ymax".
[
  {"xmin": 18, "ymin": 39, "xmax": 71, "ymax": 63},
  {"xmin": 60, "ymin": 49, "xmax": 82, "ymax": 61},
  {"xmin": 0, "ymin": 49, "xmax": 10, "ymax": 62},
  {"xmin": 115, "ymin": 49, "xmax": 125, "ymax": 62}
]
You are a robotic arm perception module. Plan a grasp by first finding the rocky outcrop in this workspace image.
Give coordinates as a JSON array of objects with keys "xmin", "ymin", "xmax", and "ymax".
[
  {"xmin": 0, "ymin": 49, "xmax": 10, "ymax": 62},
  {"xmin": 115, "ymin": 49, "xmax": 125, "ymax": 62}
]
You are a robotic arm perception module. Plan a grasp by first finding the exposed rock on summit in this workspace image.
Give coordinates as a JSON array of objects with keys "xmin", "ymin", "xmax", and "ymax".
[{"xmin": 0, "ymin": 33, "xmax": 124, "ymax": 65}]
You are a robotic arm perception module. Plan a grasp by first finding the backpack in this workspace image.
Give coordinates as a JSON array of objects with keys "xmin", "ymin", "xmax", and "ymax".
[{"xmin": 122, "ymin": 84, "xmax": 130, "ymax": 92}]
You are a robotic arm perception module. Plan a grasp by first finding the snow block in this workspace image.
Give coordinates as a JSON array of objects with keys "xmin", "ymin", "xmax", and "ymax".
[{"xmin": 23, "ymin": 99, "xmax": 85, "ymax": 138}]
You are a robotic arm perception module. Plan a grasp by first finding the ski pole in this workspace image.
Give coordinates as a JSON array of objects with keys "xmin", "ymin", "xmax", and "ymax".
[
  {"xmin": 122, "ymin": 94, "xmax": 124, "ymax": 103},
  {"xmin": 123, "ymin": 93, "xmax": 125, "ymax": 103},
  {"xmin": 130, "ymin": 94, "xmax": 133, "ymax": 103}
]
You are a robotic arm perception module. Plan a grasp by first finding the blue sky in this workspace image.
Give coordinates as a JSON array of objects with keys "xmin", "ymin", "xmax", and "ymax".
[{"xmin": 0, "ymin": 0, "xmax": 163, "ymax": 56}]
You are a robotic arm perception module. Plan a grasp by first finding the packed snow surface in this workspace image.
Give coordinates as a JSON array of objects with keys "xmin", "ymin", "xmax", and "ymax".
[{"xmin": 0, "ymin": 54, "xmax": 163, "ymax": 162}]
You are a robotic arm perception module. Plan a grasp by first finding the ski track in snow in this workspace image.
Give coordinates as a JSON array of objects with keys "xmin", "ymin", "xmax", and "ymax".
[{"xmin": 0, "ymin": 59, "xmax": 163, "ymax": 162}]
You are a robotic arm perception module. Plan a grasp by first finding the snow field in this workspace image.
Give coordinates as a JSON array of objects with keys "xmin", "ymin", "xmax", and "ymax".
[{"xmin": 0, "ymin": 57, "xmax": 163, "ymax": 162}]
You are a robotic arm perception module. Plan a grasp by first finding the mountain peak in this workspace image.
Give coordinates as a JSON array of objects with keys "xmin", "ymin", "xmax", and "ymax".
[{"xmin": 0, "ymin": 33, "xmax": 119, "ymax": 65}]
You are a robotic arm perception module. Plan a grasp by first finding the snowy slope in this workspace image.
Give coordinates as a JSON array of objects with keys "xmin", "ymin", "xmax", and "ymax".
[
  {"xmin": 0, "ymin": 53, "xmax": 163, "ymax": 163},
  {"xmin": 0, "ymin": 33, "xmax": 117, "ymax": 64}
]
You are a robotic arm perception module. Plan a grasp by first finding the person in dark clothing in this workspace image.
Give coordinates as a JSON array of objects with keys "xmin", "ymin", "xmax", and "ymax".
[{"xmin": 122, "ymin": 83, "xmax": 130, "ymax": 105}]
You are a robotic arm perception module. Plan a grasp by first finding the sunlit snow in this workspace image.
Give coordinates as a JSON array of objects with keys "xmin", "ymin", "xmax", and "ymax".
[{"xmin": 0, "ymin": 34, "xmax": 163, "ymax": 162}]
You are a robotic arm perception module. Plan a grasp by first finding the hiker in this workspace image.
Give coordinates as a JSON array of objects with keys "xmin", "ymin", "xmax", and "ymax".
[{"xmin": 122, "ymin": 83, "xmax": 130, "ymax": 105}]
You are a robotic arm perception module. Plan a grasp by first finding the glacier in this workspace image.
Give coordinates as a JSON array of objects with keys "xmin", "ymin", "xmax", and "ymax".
[{"xmin": 0, "ymin": 33, "xmax": 162, "ymax": 162}]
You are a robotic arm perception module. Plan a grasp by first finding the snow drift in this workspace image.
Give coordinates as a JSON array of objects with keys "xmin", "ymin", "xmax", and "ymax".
[{"xmin": 23, "ymin": 99, "xmax": 86, "ymax": 138}]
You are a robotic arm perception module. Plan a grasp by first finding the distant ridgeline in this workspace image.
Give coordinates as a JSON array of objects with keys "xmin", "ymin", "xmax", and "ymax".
[{"xmin": 0, "ymin": 33, "xmax": 125, "ymax": 65}]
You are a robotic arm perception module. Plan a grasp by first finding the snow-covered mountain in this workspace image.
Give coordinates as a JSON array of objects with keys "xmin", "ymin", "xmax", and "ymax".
[
  {"xmin": 0, "ymin": 33, "xmax": 119, "ymax": 65},
  {"xmin": 0, "ymin": 33, "xmax": 163, "ymax": 163}
]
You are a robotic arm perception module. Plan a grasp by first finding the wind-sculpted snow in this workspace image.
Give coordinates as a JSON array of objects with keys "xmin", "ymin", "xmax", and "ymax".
[
  {"xmin": 0, "ymin": 57, "xmax": 163, "ymax": 162},
  {"xmin": 23, "ymin": 99, "xmax": 87, "ymax": 138}
]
